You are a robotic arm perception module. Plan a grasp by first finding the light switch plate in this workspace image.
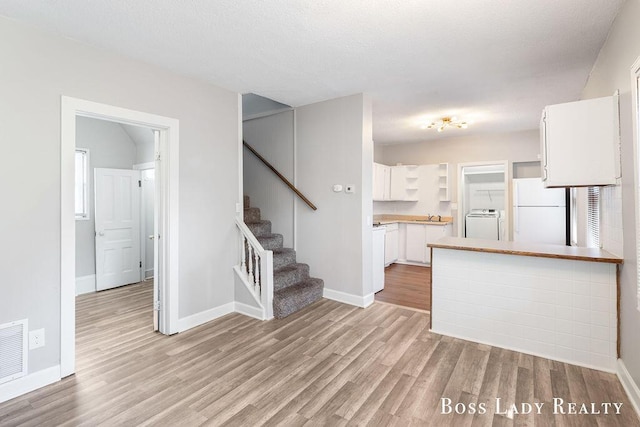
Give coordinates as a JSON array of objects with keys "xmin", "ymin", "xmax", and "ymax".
[{"xmin": 333, "ymin": 184, "xmax": 343, "ymax": 192}]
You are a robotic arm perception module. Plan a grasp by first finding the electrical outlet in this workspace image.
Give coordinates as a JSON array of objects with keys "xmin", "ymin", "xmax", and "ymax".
[{"xmin": 29, "ymin": 329, "xmax": 45, "ymax": 349}]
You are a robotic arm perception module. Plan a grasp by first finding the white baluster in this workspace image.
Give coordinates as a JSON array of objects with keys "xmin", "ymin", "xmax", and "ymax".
[
  {"xmin": 241, "ymin": 236, "xmax": 247, "ymax": 272},
  {"xmin": 247, "ymin": 244, "xmax": 254, "ymax": 285},
  {"xmin": 254, "ymin": 251, "xmax": 260, "ymax": 296}
]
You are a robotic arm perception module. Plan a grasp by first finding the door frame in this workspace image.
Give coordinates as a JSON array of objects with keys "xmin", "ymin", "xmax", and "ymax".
[
  {"xmin": 61, "ymin": 96, "xmax": 180, "ymax": 378},
  {"xmin": 134, "ymin": 161, "xmax": 156, "ymax": 283},
  {"xmin": 456, "ymin": 160, "xmax": 509, "ymax": 239}
]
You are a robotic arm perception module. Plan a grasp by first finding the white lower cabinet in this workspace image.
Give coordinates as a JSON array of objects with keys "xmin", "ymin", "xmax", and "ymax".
[
  {"xmin": 384, "ymin": 223, "xmax": 399, "ymax": 266},
  {"xmin": 372, "ymin": 227, "xmax": 386, "ymax": 293},
  {"xmin": 400, "ymin": 223, "xmax": 452, "ymax": 265}
]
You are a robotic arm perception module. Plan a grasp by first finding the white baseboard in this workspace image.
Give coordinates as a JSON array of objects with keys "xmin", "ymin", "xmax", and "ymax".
[
  {"xmin": 617, "ymin": 359, "xmax": 640, "ymax": 419},
  {"xmin": 234, "ymin": 302, "xmax": 265, "ymax": 320},
  {"xmin": 177, "ymin": 302, "xmax": 235, "ymax": 332},
  {"xmin": 75, "ymin": 274, "xmax": 95, "ymax": 295},
  {"xmin": 323, "ymin": 288, "xmax": 374, "ymax": 308},
  {"xmin": 0, "ymin": 365, "xmax": 60, "ymax": 404},
  {"xmin": 144, "ymin": 269, "xmax": 154, "ymax": 279}
]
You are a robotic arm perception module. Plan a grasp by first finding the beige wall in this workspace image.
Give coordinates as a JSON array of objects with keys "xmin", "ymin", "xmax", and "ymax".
[
  {"xmin": 296, "ymin": 94, "xmax": 374, "ymax": 300},
  {"xmin": 581, "ymin": 0, "xmax": 640, "ymax": 395},
  {"xmin": 0, "ymin": 16, "xmax": 239, "ymax": 375}
]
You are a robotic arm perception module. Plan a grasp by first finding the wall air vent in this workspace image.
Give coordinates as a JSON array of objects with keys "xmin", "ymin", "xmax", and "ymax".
[{"xmin": 0, "ymin": 319, "xmax": 28, "ymax": 384}]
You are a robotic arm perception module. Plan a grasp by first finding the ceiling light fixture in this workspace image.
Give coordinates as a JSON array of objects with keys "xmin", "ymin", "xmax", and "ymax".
[{"xmin": 422, "ymin": 117, "xmax": 468, "ymax": 132}]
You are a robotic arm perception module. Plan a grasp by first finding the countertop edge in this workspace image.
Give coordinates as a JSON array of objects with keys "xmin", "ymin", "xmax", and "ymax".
[{"xmin": 428, "ymin": 237, "xmax": 623, "ymax": 264}]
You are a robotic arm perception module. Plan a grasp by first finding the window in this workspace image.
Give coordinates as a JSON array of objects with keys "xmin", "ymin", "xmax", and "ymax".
[
  {"xmin": 75, "ymin": 148, "xmax": 89, "ymax": 220},
  {"xmin": 586, "ymin": 186, "xmax": 600, "ymax": 248}
]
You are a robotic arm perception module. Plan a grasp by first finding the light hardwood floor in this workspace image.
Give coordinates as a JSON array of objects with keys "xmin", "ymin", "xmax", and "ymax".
[
  {"xmin": 1, "ymin": 282, "xmax": 638, "ymax": 426},
  {"xmin": 375, "ymin": 264, "xmax": 430, "ymax": 311}
]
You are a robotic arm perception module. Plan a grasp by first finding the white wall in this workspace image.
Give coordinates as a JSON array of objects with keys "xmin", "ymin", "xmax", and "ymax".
[
  {"xmin": 0, "ymin": 16, "xmax": 239, "ymax": 377},
  {"xmin": 75, "ymin": 117, "xmax": 137, "ymax": 278},
  {"xmin": 243, "ymin": 111, "xmax": 295, "ymax": 247},
  {"xmin": 295, "ymin": 94, "xmax": 374, "ymax": 303},
  {"xmin": 580, "ymin": 0, "xmax": 640, "ymax": 399}
]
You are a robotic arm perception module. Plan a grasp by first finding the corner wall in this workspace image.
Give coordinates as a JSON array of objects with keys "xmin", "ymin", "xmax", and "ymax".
[
  {"xmin": 295, "ymin": 94, "xmax": 374, "ymax": 305},
  {"xmin": 580, "ymin": 0, "xmax": 640, "ymax": 411}
]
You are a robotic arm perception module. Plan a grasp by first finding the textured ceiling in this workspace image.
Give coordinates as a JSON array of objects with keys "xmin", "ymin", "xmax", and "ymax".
[{"xmin": 0, "ymin": 0, "xmax": 624, "ymax": 144}]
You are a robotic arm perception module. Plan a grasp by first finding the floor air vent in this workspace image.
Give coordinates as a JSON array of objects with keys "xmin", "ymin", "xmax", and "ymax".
[{"xmin": 0, "ymin": 319, "xmax": 28, "ymax": 384}]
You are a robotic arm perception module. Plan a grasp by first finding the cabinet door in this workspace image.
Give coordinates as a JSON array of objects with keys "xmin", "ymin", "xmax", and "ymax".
[
  {"xmin": 373, "ymin": 163, "xmax": 384, "ymax": 200},
  {"xmin": 382, "ymin": 166, "xmax": 391, "ymax": 200},
  {"xmin": 543, "ymin": 95, "xmax": 618, "ymax": 187},
  {"xmin": 389, "ymin": 167, "xmax": 406, "ymax": 200},
  {"xmin": 385, "ymin": 229, "xmax": 398, "ymax": 265},
  {"xmin": 405, "ymin": 224, "xmax": 426, "ymax": 263}
]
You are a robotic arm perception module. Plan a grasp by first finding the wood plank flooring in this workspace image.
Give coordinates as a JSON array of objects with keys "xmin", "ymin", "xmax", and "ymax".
[
  {"xmin": 375, "ymin": 264, "xmax": 430, "ymax": 311},
  {"xmin": 0, "ymin": 282, "xmax": 638, "ymax": 426}
]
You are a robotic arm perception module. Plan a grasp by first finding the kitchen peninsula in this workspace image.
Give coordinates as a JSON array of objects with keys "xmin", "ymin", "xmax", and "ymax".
[{"xmin": 428, "ymin": 237, "xmax": 622, "ymax": 372}]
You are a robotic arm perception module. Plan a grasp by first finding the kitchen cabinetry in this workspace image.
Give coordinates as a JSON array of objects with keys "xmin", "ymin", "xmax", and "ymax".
[
  {"xmin": 373, "ymin": 163, "xmax": 391, "ymax": 201},
  {"xmin": 383, "ymin": 223, "xmax": 398, "ymax": 266},
  {"xmin": 401, "ymin": 222, "xmax": 452, "ymax": 265},
  {"xmin": 438, "ymin": 163, "xmax": 450, "ymax": 202},
  {"xmin": 541, "ymin": 93, "xmax": 620, "ymax": 187},
  {"xmin": 390, "ymin": 165, "xmax": 419, "ymax": 201}
]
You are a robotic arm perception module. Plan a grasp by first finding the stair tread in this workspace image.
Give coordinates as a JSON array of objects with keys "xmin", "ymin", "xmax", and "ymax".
[
  {"xmin": 273, "ymin": 278, "xmax": 324, "ymax": 319},
  {"xmin": 274, "ymin": 277, "xmax": 323, "ymax": 295},
  {"xmin": 274, "ymin": 262, "xmax": 309, "ymax": 274}
]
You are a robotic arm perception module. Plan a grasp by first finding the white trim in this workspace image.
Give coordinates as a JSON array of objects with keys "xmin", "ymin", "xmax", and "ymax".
[
  {"xmin": 323, "ymin": 288, "xmax": 375, "ymax": 308},
  {"xmin": 0, "ymin": 365, "xmax": 60, "ymax": 404},
  {"xmin": 61, "ymin": 96, "xmax": 180, "ymax": 379},
  {"xmin": 617, "ymin": 359, "xmax": 640, "ymax": 419},
  {"xmin": 233, "ymin": 265, "xmax": 264, "ymax": 307},
  {"xmin": 234, "ymin": 302, "xmax": 265, "ymax": 320},
  {"xmin": 75, "ymin": 274, "xmax": 96, "ymax": 295},
  {"xmin": 177, "ymin": 303, "xmax": 235, "ymax": 332},
  {"xmin": 133, "ymin": 162, "xmax": 155, "ymax": 170}
]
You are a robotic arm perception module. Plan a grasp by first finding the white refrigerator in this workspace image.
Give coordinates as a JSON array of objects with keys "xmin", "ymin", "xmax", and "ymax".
[{"xmin": 513, "ymin": 178, "xmax": 566, "ymax": 245}]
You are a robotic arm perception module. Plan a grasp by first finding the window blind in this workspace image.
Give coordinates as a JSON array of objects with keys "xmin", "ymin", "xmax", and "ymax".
[{"xmin": 586, "ymin": 186, "xmax": 600, "ymax": 248}]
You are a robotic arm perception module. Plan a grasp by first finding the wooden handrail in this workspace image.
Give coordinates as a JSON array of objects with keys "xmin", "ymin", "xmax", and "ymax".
[{"xmin": 243, "ymin": 140, "xmax": 317, "ymax": 211}]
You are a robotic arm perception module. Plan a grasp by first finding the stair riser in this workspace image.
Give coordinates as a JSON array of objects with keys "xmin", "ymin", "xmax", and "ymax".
[
  {"xmin": 274, "ymin": 264, "xmax": 310, "ymax": 291},
  {"xmin": 244, "ymin": 207, "xmax": 261, "ymax": 222},
  {"xmin": 258, "ymin": 234, "xmax": 283, "ymax": 250},
  {"xmin": 247, "ymin": 221, "xmax": 272, "ymax": 237},
  {"xmin": 273, "ymin": 279, "xmax": 324, "ymax": 319},
  {"xmin": 273, "ymin": 251, "xmax": 296, "ymax": 270}
]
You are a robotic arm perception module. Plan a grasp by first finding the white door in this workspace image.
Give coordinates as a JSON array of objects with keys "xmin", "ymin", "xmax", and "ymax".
[{"xmin": 95, "ymin": 168, "xmax": 141, "ymax": 291}]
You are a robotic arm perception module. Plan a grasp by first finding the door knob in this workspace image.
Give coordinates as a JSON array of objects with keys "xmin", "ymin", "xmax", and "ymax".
[{"xmin": 98, "ymin": 231, "xmax": 105, "ymax": 236}]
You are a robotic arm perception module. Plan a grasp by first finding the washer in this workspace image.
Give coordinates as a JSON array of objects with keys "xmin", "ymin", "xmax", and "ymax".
[{"xmin": 465, "ymin": 209, "xmax": 499, "ymax": 240}]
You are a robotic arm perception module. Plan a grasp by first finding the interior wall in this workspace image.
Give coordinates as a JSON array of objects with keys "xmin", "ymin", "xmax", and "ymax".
[
  {"xmin": 0, "ymin": 16, "xmax": 239, "ymax": 377},
  {"xmin": 75, "ymin": 117, "xmax": 137, "ymax": 278},
  {"xmin": 580, "ymin": 0, "xmax": 640, "ymax": 394},
  {"xmin": 243, "ymin": 111, "xmax": 295, "ymax": 247},
  {"xmin": 295, "ymin": 94, "xmax": 373, "ymax": 301}
]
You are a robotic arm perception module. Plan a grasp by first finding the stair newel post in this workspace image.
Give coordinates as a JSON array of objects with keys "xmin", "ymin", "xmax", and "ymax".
[{"xmin": 262, "ymin": 250, "xmax": 274, "ymax": 320}]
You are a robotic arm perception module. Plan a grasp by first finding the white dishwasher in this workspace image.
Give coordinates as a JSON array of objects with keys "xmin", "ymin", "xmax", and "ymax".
[{"xmin": 372, "ymin": 226, "xmax": 386, "ymax": 293}]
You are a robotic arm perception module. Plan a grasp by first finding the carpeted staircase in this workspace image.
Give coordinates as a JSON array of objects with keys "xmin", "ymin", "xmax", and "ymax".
[{"xmin": 243, "ymin": 196, "xmax": 324, "ymax": 318}]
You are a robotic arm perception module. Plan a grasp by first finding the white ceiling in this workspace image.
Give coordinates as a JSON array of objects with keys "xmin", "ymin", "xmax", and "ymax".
[{"xmin": 0, "ymin": 0, "xmax": 624, "ymax": 144}]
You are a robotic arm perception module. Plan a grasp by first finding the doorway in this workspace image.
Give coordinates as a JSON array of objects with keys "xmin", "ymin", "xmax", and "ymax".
[{"xmin": 61, "ymin": 97, "xmax": 180, "ymax": 378}]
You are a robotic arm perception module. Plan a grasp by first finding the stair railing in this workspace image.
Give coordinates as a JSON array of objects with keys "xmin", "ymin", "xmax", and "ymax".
[
  {"xmin": 243, "ymin": 140, "xmax": 317, "ymax": 211},
  {"xmin": 235, "ymin": 217, "xmax": 274, "ymax": 319}
]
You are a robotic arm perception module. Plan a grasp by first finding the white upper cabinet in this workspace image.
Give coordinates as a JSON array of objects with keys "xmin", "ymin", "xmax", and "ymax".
[
  {"xmin": 373, "ymin": 163, "xmax": 391, "ymax": 201},
  {"xmin": 390, "ymin": 165, "xmax": 419, "ymax": 201},
  {"xmin": 541, "ymin": 93, "xmax": 620, "ymax": 188}
]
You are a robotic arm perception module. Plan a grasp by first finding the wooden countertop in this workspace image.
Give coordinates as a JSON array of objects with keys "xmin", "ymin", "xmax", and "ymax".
[
  {"xmin": 373, "ymin": 214, "xmax": 453, "ymax": 226},
  {"xmin": 428, "ymin": 237, "xmax": 623, "ymax": 264}
]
